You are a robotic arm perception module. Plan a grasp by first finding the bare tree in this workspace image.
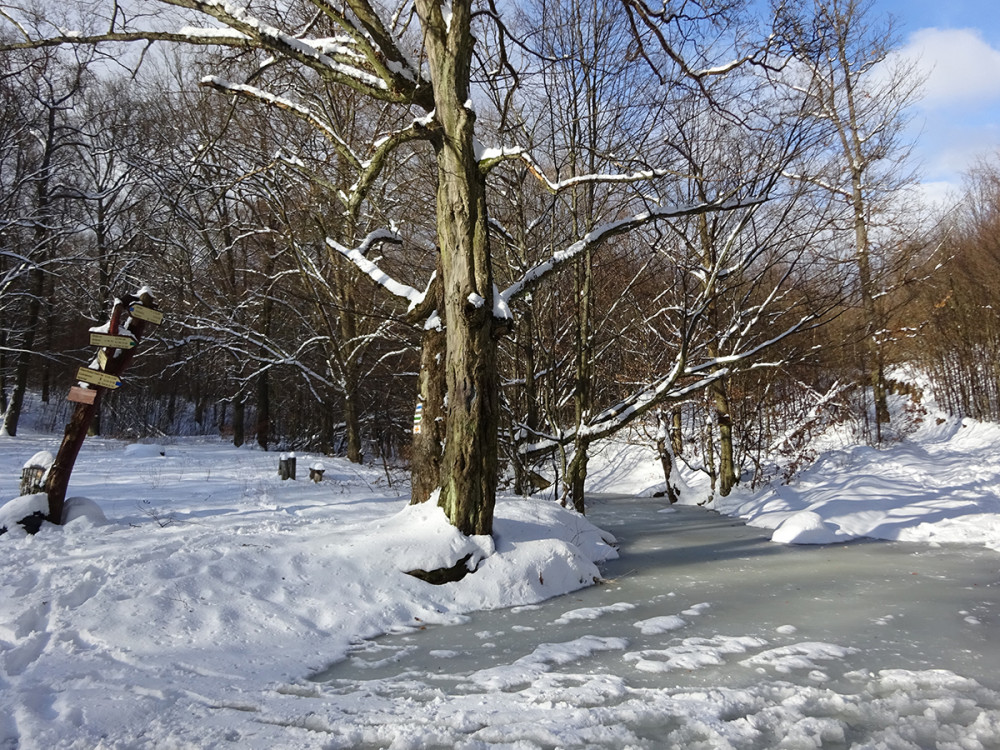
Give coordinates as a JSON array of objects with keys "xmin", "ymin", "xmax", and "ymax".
[
  {"xmin": 780, "ymin": 0, "xmax": 923, "ymax": 442},
  {"xmin": 0, "ymin": 46, "xmax": 94, "ymax": 435}
]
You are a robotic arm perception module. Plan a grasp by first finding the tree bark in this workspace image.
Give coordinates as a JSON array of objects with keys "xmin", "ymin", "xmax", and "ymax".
[
  {"xmin": 255, "ymin": 369, "xmax": 270, "ymax": 450},
  {"xmin": 3, "ymin": 266, "xmax": 44, "ymax": 437},
  {"xmin": 233, "ymin": 395, "xmax": 245, "ymax": 448},
  {"xmin": 656, "ymin": 410, "xmax": 681, "ymax": 504},
  {"xmin": 671, "ymin": 407, "xmax": 684, "ymax": 456},
  {"xmin": 411, "ymin": 320, "xmax": 447, "ymax": 504},
  {"xmin": 711, "ymin": 377, "xmax": 737, "ymax": 496},
  {"xmin": 416, "ymin": 0, "xmax": 499, "ymax": 536},
  {"xmin": 512, "ymin": 306, "xmax": 538, "ymax": 497},
  {"xmin": 410, "ymin": 256, "xmax": 447, "ymax": 505},
  {"xmin": 333, "ymin": 247, "xmax": 365, "ymax": 464}
]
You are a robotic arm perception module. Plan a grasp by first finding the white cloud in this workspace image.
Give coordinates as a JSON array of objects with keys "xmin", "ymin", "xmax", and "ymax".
[{"xmin": 898, "ymin": 28, "xmax": 1000, "ymax": 106}]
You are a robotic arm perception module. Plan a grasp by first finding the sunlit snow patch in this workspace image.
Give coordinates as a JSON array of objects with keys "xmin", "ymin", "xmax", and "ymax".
[{"xmin": 771, "ymin": 510, "xmax": 848, "ymax": 544}]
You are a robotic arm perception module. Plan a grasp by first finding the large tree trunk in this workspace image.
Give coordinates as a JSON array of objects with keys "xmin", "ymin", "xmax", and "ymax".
[
  {"xmin": 233, "ymin": 395, "xmax": 245, "ymax": 448},
  {"xmin": 656, "ymin": 410, "xmax": 681, "ymax": 504},
  {"xmin": 343, "ymin": 391, "xmax": 363, "ymax": 463},
  {"xmin": 852, "ymin": 174, "xmax": 889, "ymax": 439},
  {"xmin": 512, "ymin": 305, "xmax": 539, "ymax": 497},
  {"xmin": 334, "ymin": 249, "xmax": 365, "ymax": 464},
  {"xmin": 564, "ymin": 243, "xmax": 594, "ymax": 513},
  {"xmin": 255, "ymin": 370, "xmax": 270, "ymax": 450},
  {"xmin": 417, "ymin": 0, "xmax": 498, "ymax": 537},
  {"xmin": 566, "ymin": 447, "xmax": 588, "ymax": 514}
]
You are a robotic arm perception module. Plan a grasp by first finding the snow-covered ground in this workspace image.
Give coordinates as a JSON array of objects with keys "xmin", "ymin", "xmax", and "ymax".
[
  {"xmin": 716, "ymin": 412, "xmax": 1000, "ymax": 550},
  {"xmin": 0, "ymin": 434, "xmax": 616, "ymax": 748},
  {"xmin": 590, "ymin": 393, "xmax": 1000, "ymax": 552},
  {"xmin": 2, "ymin": 390, "xmax": 1000, "ymax": 748}
]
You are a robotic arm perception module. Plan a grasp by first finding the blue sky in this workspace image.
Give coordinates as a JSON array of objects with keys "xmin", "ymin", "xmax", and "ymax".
[{"xmin": 875, "ymin": 0, "xmax": 1000, "ymax": 200}]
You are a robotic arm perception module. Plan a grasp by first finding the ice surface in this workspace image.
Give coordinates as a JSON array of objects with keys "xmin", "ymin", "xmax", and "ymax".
[{"xmin": 317, "ymin": 499, "xmax": 1000, "ymax": 749}]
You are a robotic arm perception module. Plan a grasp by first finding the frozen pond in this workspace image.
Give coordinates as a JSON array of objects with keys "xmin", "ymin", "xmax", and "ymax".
[{"xmin": 312, "ymin": 496, "xmax": 1000, "ymax": 749}]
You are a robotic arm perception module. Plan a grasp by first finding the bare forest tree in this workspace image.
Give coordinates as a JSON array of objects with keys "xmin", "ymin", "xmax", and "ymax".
[
  {"xmin": 779, "ymin": 0, "xmax": 924, "ymax": 443},
  {"xmin": 902, "ymin": 155, "xmax": 1000, "ymax": 420},
  {"xmin": 0, "ymin": 46, "xmax": 95, "ymax": 435},
  {"xmin": 1, "ymin": 0, "xmax": 796, "ymax": 533}
]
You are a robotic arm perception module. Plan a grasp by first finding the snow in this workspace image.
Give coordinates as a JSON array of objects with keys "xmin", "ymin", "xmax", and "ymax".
[
  {"xmin": 591, "ymin": 391, "xmax": 1000, "ymax": 552},
  {"xmin": 326, "ymin": 231, "xmax": 427, "ymax": 310},
  {"xmin": 770, "ymin": 510, "xmax": 848, "ymax": 544},
  {"xmin": 3, "ymin": 384, "xmax": 1000, "ymax": 746},
  {"xmin": 0, "ymin": 435, "xmax": 616, "ymax": 748},
  {"xmin": 122, "ymin": 443, "xmax": 164, "ymax": 458},
  {"xmin": 22, "ymin": 450, "xmax": 53, "ymax": 470},
  {"xmin": 0, "ymin": 492, "xmax": 48, "ymax": 535},
  {"xmin": 714, "ymin": 405, "xmax": 1000, "ymax": 549}
]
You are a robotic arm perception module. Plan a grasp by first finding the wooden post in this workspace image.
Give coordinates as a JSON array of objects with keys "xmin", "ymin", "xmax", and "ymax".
[
  {"xmin": 278, "ymin": 453, "xmax": 296, "ymax": 480},
  {"xmin": 45, "ymin": 290, "xmax": 160, "ymax": 525}
]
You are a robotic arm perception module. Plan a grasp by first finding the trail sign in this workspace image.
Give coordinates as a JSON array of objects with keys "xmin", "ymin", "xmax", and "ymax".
[
  {"xmin": 90, "ymin": 332, "xmax": 136, "ymax": 349},
  {"xmin": 67, "ymin": 386, "xmax": 97, "ymax": 405},
  {"xmin": 413, "ymin": 402, "xmax": 423, "ymax": 434},
  {"xmin": 48, "ymin": 289, "xmax": 159, "ymax": 529},
  {"xmin": 76, "ymin": 367, "xmax": 122, "ymax": 390},
  {"xmin": 128, "ymin": 305, "xmax": 163, "ymax": 325}
]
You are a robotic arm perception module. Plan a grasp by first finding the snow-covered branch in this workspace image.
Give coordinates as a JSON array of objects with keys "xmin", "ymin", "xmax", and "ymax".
[
  {"xmin": 343, "ymin": 116, "xmax": 439, "ymax": 214},
  {"xmin": 501, "ymin": 196, "xmax": 754, "ymax": 304},
  {"xmin": 326, "ymin": 230, "xmax": 427, "ymax": 310},
  {"xmin": 199, "ymin": 77, "xmax": 364, "ymax": 171},
  {"xmin": 0, "ymin": 0, "xmax": 434, "ymax": 108},
  {"xmin": 479, "ymin": 147, "xmax": 676, "ymax": 191}
]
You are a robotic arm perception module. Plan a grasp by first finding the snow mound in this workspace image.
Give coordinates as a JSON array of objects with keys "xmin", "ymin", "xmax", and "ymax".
[
  {"xmin": 123, "ymin": 443, "xmax": 165, "ymax": 457},
  {"xmin": 634, "ymin": 615, "xmax": 687, "ymax": 634},
  {"xmin": 63, "ymin": 496, "xmax": 108, "ymax": 526},
  {"xmin": 0, "ymin": 493, "xmax": 49, "ymax": 536},
  {"xmin": 1, "ymin": 494, "xmax": 109, "ymax": 536},
  {"xmin": 23, "ymin": 450, "xmax": 54, "ymax": 469},
  {"xmin": 771, "ymin": 511, "xmax": 846, "ymax": 545},
  {"xmin": 381, "ymin": 500, "xmax": 495, "ymax": 573}
]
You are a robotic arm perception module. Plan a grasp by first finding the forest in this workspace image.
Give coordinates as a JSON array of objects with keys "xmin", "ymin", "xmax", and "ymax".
[{"xmin": 1, "ymin": 0, "xmax": 999, "ymax": 534}]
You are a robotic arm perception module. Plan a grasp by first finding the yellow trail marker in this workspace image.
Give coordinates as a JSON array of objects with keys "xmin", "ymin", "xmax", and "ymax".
[
  {"xmin": 90, "ymin": 333, "xmax": 136, "ymax": 348},
  {"xmin": 76, "ymin": 367, "xmax": 122, "ymax": 390},
  {"xmin": 129, "ymin": 305, "xmax": 164, "ymax": 325}
]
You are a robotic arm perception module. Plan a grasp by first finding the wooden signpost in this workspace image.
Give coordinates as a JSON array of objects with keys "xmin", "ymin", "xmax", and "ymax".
[
  {"xmin": 67, "ymin": 386, "xmax": 97, "ymax": 405},
  {"xmin": 44, "ymin": 290, "xmax": 163, "ymax": 526}
]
